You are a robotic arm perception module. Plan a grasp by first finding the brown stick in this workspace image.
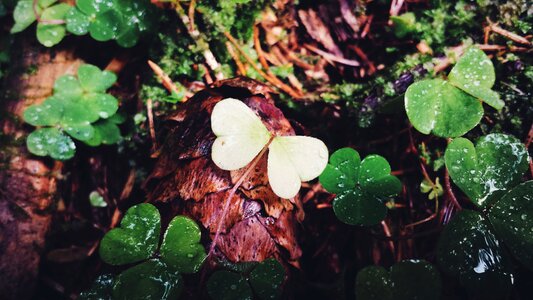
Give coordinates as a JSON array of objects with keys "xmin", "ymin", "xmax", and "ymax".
[{"xmin": 487, "ymin": 19, "xmax": 532, "ymax": 46}]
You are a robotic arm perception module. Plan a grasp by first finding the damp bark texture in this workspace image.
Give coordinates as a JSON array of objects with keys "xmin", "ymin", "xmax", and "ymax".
[
  {"xmin": 0, "ymin": 40, "xmax": 82, "ymax": 299},
  {"xmin": 146, "ymin": 77, "xmax": 303, "ymax": 265}
]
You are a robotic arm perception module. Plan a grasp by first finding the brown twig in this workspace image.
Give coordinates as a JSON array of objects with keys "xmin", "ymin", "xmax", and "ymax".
[
  {"xmin": 147, "ymin": 60, "xmax": 180, "ymax": 95},
  {"xmin": 225, "ymin": 42, "xmax": 247, "ymax": 76},
  {"xmin": 487, "ymin": 18, "xmax": 532, "ymax": 46},
  {"xmin": 304, "ymin": 44, "xmax": 360, "ymax": 67},
  {"xmin": 380, "ymin": 220, "xmax": 396, "ymax": 259},
  {"xmin": 146, "ymin": 99, "xmax": 157, "ymax": 154},
  {"xmin": 225, "ymin": 31, "xmax": 304, "ymax": 99}
]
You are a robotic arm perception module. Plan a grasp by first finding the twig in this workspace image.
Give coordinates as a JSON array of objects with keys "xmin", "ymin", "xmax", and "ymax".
[
  {"xmin": 253, "ymin": 25, "xmax": 271, "ymax": 72},
  {"xmin": 389, "ymin": 0, "xmax": 404, "ymax": 17},
  {"xmin": 146, "ymin": 99, "xmax": 157, "ymax": 154},
  {"xmin": 304, "ymin": 44, "xmax": 360, "ymax": 67},
  {"xmin": 147, "ymin": 60, "xmax": 180, "ymax": 95},
  {"xmin": 33, "ymin": 0, "xmax": 65, "ymax": 25},
  {"xmin": 225, "ymin": 31, "xmax": 304, "ymax": 99},
  {"xmin": 225, "ymin": 42, "xmax": 247, "ymax": 76},
  {"xmin": 350, "ymin": 45, "xmax": 376, "ymax": 74},
  {"xmin": 487, "ymin": 18, "xmax": 532, "ymax": 46},
  {"xmin": 208, "ymin": 137, "xmax": 274, "ymax": 257}
]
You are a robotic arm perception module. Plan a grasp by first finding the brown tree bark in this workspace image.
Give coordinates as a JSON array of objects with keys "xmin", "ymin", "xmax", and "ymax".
[{"xmin": 0, "ymin": 39, "xmax": 82, "ymax": 299}]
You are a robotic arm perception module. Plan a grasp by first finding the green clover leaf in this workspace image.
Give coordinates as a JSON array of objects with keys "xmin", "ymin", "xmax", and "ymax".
[
  {"xmin": 319, "ymin": 148, "xmax": 401, "ymax": 225},
  {"xmin": 437, "ymin": 210, "xmax": 514, "ymax": 299},
  {"xmin": 54, "ymin": 74, "xmax": 84, "ymax": 99},
  {"xmin": 26, "ymin": 127, "xmax": 75, "ymax": 160},
  {"xmin": 99, "ymin": 203, "xmax": 161, "ymax": 265},
  {"xmin": 160, "ymin": 216, "xmax": 207, "ymax": 274},
  {"xmin": 77, "ymin": 0, "xmax": 114, "ymax": 16},
  {"xmin": 36, "ymin": 3, "xmax": 70, "ymax": 47},
  {"xmin": 356, "ymin": 260, "xmax": 442, "ymax": 300},
  {"xmin": 23, "ymin": 96, "xmax": 64, "ymax": 126},
  {"xmin": 65, "ymin": 7, "xmax": 90, "ymax": 35},
  {"xmin": 488, "ymin": 181, "xmax": 533, "ymax": 271},
  {"xmin": 448, "ymin": 47, "xmax": 504, "ymax": 110},
  {"xmin": 405, "ymin": 47, "xmax": 502, "ymax": 138},
  {"xmin": 112, "ymin": 259, "xmax": 183, "ymax": 300},
  {"xmin": 445, "ymin": 133, "xmax": 529, "ymax": 208},
  {"xmin": 78, "ymin": 64, "xmax": 117, "ymax": 92},
  {"xmin": 207, "ymin": 258, "xmax": 285, "ymax": 300}
]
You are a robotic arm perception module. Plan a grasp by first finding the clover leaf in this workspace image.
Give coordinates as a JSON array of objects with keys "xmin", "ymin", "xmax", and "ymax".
[
  {"xmin": 23, "ymin": 64, "xmax": 121, "ymax": 160},
  {"xmin": 160, "ymin": 216, "xmax": 207, "ymax": 273},
  {"xmin": 99, "ymin": 203, "xmax": 161, "ymax": 265},
  {"xmin": 112, "ymin": 259, "xmax": 184, "ymax": 300},
  {"xmin": 319, "ymin": 148, "xmax": 401, "ymax": 225},
  {"xmin": 405, "ymin": 47, "xmax": 502, "ymax": 138},
  {"xmin": 11, "ymin": 0, "xmax": 70, "ymax": 47},
  {"xmin": 36, "ymin": 3, "xmax": 70, "ymax": 47},
  {"xmin": 207, "ymin": 258, "xmax": 285, "ymax": 300},
  {"xmin": 437, "ymin": 210, "xmax": 514, "ymax": 299},
  {"xmin": 26, "ymin": 127, "xmax": 75, "ymax": 160},
  {"xmin": 65, "ymin": 0, "xmax": 158, "ymax": 48},
  {"xmin": 445, "ymin": 133, "xmax": 529, "ymax": 208},
  {"xmin": 355, "ymin": 260, "xmax": 442, "ymax": 300},
  {"xmin": 437, "ymin": 181, "xmax": 533, "ymax": 299},
  {"xmin": 488, "ymin": 181, "xmax": 533, "ymax": 271}
]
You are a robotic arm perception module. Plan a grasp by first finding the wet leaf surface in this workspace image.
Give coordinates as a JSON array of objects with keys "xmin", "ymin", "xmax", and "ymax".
[
  {"xmin": 99, "ymin": 203, "xmax": 161, "ymax": 265},
  {"xmin": 79, "ymin": 274, "xmax": 114, "ymax": 300},
  {"xmin": 437, "ymin": 210, "xmax": 513, "ymax": 299},
  {"xmin": 489, "ymin": 181, "xmax": 533, "ymax": 271},
  {"xmin": 112, "ymin": 259, "xmax": 183, "ymax": 300},
  {"xmin": 445, "ymin": 134, "xmax": 529, "ymax": 207},
  {"xmin": 160, "ymin": 216, "xmax": 206, "ymax": 273},
  {"xmin": 207, "ymin": 270, "xmax": 252, "ymax": 300},
  {"xmin": 319, "ymin": 148, "xmax": 401, "ymax": 225},
  {"xmin": 26, "ymin": 127, "xmax": 75, "ymax": 160}
]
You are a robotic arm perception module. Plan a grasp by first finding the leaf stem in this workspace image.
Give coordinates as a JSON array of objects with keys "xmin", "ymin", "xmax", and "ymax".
[{"xmin": 207, "ymin": 136, "xmax": 274, "ymax": 257}]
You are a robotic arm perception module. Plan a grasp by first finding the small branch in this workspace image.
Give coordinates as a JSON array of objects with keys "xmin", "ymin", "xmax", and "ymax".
[
  {"xmin": 226, "ymin": 42, "xmax": 247, "ymax": 76},
  {"xmin": 146, "ymin": 99, "xmax": 157, "ymax": 154},
  {"xmin": 487, "ymin": 18, "xmax": 532, "ymax": 46},
  {"xmin": 225, "ymin": 31, "xmax": 304, "ymax": 99},
  {"xmin": 147, "ymin": 60, "xmax": 180, "ymax": 95},
  {"xmin": 304, "ymin": 44, "xmax": 360, "ymax": 67}
]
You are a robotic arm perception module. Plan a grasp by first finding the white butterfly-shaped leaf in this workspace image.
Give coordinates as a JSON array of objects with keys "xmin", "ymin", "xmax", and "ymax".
[{"xmin": 211, "ymin": 98, "xmax": 328, "ymax": 199}]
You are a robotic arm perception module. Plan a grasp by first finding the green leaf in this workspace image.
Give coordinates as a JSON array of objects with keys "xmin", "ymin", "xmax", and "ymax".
[
  {"xmin": 65, "ymin": 7, "xmax": 90, "ymax": 35},
  {"xmin": 89, "ymin": 190, "xmax": 107, "ymax": 207},
  {"xmin": 445, "ymin": 134, "xmax": 529, "ymax": 207},
  {"xmin": 437, "ymin": 210, "xmax": 513, "ymax": 300},
  {"xmin": 54, "ymin": 75, "xmax": 83, "ymax": 99},
  {"xmin": 62, "ymin": 100, "xmax": 99, "ymax": 124},
  {"xmin": 112, "ymin": 259, "xmax": 183, "ymax": 300},
  {"xmin": 23, "ymin": 96, "xmax": 64, "ymax": 126},
  {"xmin": 320, "ymin": 148, "xmax": 401, "ymax": 225},
  {"xmin": 448, "ymin": 47, "xmax": 504, "ymax": 110},
  {"xmin": 79, "ymin": 274, "xmax": 113, "ymax": 300},
  {"xmin": 11, "ymin": 0, "xmax": 39, "ymax": 33},
  {"xmin": 77, "ymin": 64, "xmax": 117, "ymax": 92},
  {"xmin": 36, "ymin": 3, "xmax": 70, "ymax": 47},
  {"xmin": 207, "ymin": 271, "xmax": 252, "ymax": 300},
  {"xmin": 249, "ymin": 258, "xmax": 285, "ymax": 300},
  {"xmin": 489, "ymin": 181, "xmax": 533, "ymax": 271},
  {"xmin": 84, "ymin": 93, "xmax": 119, "ymax": 119},
  {"xmin": 89, "ymin": 119, "xmax": 121, "ymax": 145},
  {"xmin": 319, "ymin": 147, "xmax": 359, "ymax": 194},
  {"xmin": 356, "ymin": 260, "xmax": 441, "ymax": 300},
  {"xmin": 63, "ymin": 122, "xmax": 94, "ymax": 141},
  {"xmin": 76, "ymin": 0, "xmax": 114, "ymax": 16},
  {"xmin": 355, "ymin": 266, "xmax": 392, "ymax": 300},
  {"xmin": 116, "ymin": 25, "xmax": 139, "ymax": 48},
  {"xmin": 99, "ymin": 203, "xmax": 160, "ymax": 265},
  {"xmin": 405, "ymin": 79, "xmax": 483, "ymax": 137},
  {"xmin": 26, "ymin": 127, "xmax": 75, "ymax": 160},
  {"xmin": 89, "ymin": 9, "xmax": 122, "ymax": 42},
  {"xmin": 333, "ymin": 189, "xmax": 387, "ymax": 226},
  {"xmin": 160, "ymin": 216, "xmax": 206, "ymax": 273}
]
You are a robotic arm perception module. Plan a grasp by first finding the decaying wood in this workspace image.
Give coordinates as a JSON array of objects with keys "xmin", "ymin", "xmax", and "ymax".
[
  {"xmin": 145, "ymin": 77, "xmax": 302, "ymax": 265},
  {"xmin": 0, "ymin": 40, "xmax": 83, "ymax": 299}
]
